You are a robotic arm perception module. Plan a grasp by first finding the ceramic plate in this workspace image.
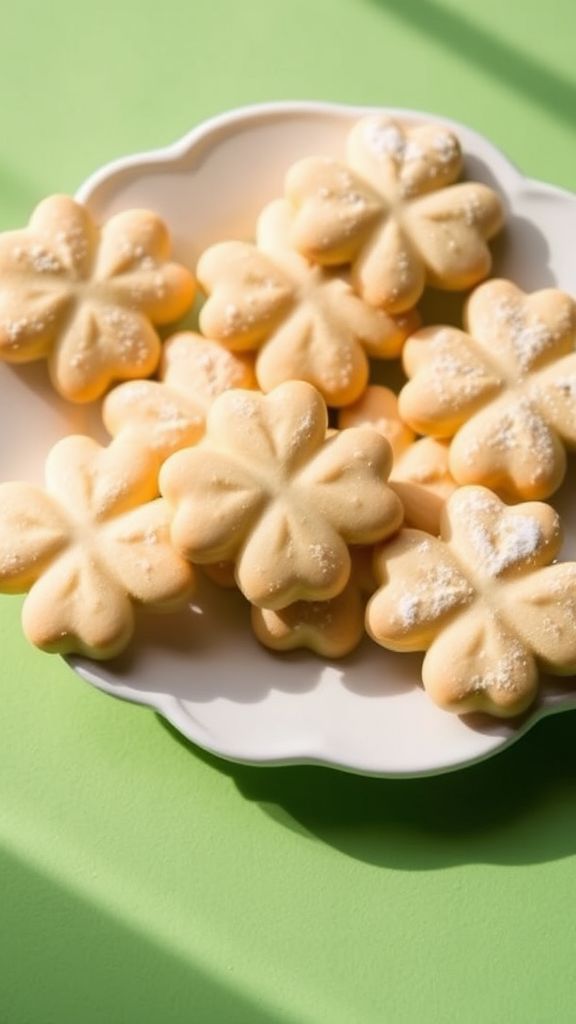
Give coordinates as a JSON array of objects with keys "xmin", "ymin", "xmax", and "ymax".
[{"xmin": 3, "ymin": 102, "xmax": 576, "ymax": 776}]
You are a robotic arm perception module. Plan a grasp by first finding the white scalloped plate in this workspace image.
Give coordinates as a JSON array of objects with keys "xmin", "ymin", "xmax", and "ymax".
[{"xmin": 3, "ymin": 102, "xmax": 576, "ymax": 776}]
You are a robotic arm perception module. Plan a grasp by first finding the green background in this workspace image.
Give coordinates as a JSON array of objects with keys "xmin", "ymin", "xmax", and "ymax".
[{"xmin": 1, "ymin": 1, "xmax": 576, "ymax": 1020}]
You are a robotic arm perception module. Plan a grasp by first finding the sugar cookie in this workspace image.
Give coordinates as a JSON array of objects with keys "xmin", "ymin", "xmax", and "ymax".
[
  {"xmin": 0, "ymin": 433, "xmax": 194, "ymax": 657},
  {"xmin": 399, "ymin": 280, "xmax": 576, "ymax": 500},
  {"xmin": 251, "ymin": 548, "xmax": 376, "ymax": 657},
  {"xmin": 367, "ymin": 486, "xmax": 576, "ymax": 717},
  {"xmin": 160, "ymin": 380, "xmax": 403, "ymax": 609},
  {"xmin": 103, "ymin": 332, "xmax": 256, "ymax": 458},
  {"xmin": 339, "ymin": 386, "xmax": 455, "ymax": 534},
  {"xmin": 0, "ymin": 195, "xmax": 195, "ymax": 401},
  {"xmin": 285, "ymin": 114, "xmax": 503, "ymax": 312},
  {"xmin": 198, "ymin": 199, "xmax": 416, "ymax": 406}
]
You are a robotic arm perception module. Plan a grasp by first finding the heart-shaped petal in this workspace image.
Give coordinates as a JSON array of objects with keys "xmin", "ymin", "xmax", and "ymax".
[
  {"xmin": 100, "ymin": 498, "xmax": 194, "ymax": 606},
  {"xmin": 198, "ymin": 241, "xmax": 294, "ymax": 350},
  {"xmin": 367, "ymin": 529, "xmax": 474, "ymax": 650},
  {"xmin": 400, "ymin": 327, "xmax": 503, "ymax": 436},
  {"xmin": 49, "ymin": 302, "xmax": 161, "ymax": 402},
  {"xmin": 422, "ymin": 609, "xmax": 538, "ymax": 717},
  {"xmin": 347, "ymin": 116, "xmax": 463, "ymax": 199},
  {"xmin": 237, "ymin": 500, "xmax": 351, "ymax": 609},
  {"xmin": 407, "ymin": 183, "xmax": 503, "ymax": 289},
  {"xmin": 21, "ymin": 548, "xmax": 134, "ymax": 658},
  {"xmin": 0, "ymin": 482, "xmax": 69, "ymax": 591},
  {"xmin": 448, "ymin": 397, "xmax": 565, "ymax": 500},
  {"xmin": 443, "ymin": 487, "xmax": 562, "ymax": 579}
]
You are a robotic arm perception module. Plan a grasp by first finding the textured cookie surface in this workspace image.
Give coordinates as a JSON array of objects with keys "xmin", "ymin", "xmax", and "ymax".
[
  {"xmin": 103, "ymin": 332, "xmax": 255, "ymax": 457},
  {"xmin": 0, "ymin": 195, "xmax": 195, "ymax": 401},
  {"xmin": 160, "ymin": 380, "xmax": 403, "ymax": 609},
  {"xmin": 367, "ymin": 486, "xmax": 576, "ymax": 717},
  {"xmin": 339, "ymin": 385, "xmax": 455, "ymax": 534},
  {"xmin": 0, "ymin": 433, "xmax": 194, "ymax": 657},
  {"xmin": 286, "ymin": 115, "xmax": 503, "ymax": 312},
  {"xmin": 400, "ymin": 280, "xmax": 576, "ymax": 499},
  {"xmin": 251, "ymin": 548, "xmax": 377, "ymax": 657},
  {"xmin": 198, "ymin": 199, "xmax": 415, "ymax": 406}
]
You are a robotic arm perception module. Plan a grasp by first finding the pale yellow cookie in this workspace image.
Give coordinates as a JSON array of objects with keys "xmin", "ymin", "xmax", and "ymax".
[
  {"xmin": 285, "ymin": 115, "xmax": 503, "ymax": 312},
  {"xmin": 0, "ymin": 195, "xmax": 195, "ymax": 401},
  {"xmin": 367, "ymin": 485, "xmax": 576, "ymax": 717},
  {"xmin": 399, "ymin": 280, "xmax": 576, "ymax": 500},
  {"xmin": 160, "ymin": 380, "xmax": 403, "ymax": 609},
  {"xmin": 339, "ymin": 385, "xmax": 455, "ymax": 534},
  {"xmin": 0, "ymin": 432, "xmax": 194, "ymax": 657},
  {"xmin": 251, "ymin": 548, "xmax": 377, "ymax": 657},
  {"xmin": 198, "ymin": 199, "xmax": 416, "ymax": 407},
  {"xmin": 103, "ymin": 332, "xmax": 256, "ymax": 458},
  {"xmin": 251, "ymin": 578, "xmax": 364, "ymax": 658}
]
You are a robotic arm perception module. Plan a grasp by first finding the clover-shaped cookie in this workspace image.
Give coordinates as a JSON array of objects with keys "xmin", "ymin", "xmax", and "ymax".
[
  {"xmin": 0, "ymin": 195, "xmax": 196, "ymax": 401},
  {"xmin": 339, "ymin": 385, "xmax": 455, "ymax": 534},
  {"xmin": 160, "ymin": 381, "xmax": 403, "ymax": 608},
  {"xmin": 251, "ymin": 547, "xmax": 376, "ymax": 657},
  {"xmin": 400, "ymin": 280, "xmax": 576, "ymax": 500},
  {"xmin": 198, "ymin": 199, "xmax": 416, "ymax": 406},
  {"xmin": 103, "ymin": 332, "xmax": 256, "ymax": 458},
  {"xmin": 0, "ymin": 432, "xmax": 194, "ymax": 657},
  {"xmin": 367, "ymin": 486, "xmax": 576, "ymax": 717},
  {"xmin": 286, "ymin": 115, "xmax": 504, "ymax": 312}
]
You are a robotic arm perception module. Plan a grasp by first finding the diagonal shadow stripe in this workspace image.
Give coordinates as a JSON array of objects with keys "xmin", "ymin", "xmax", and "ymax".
[{"xmin": 369, "ymin": 0, "xmax": 576, "ymax": 132}]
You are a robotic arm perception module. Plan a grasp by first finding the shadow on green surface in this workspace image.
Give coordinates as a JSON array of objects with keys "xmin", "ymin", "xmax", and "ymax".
[
  {"xmin": 162, "ymin": 709, "xmax": 576, "ymax": 869},
  {"xmin": 368, "ymin": 0, "xmax": 576, "ymax": 130},
  {"xmin": 0, "ymin": 844, "xmax": 283, "ymax": 1024}
]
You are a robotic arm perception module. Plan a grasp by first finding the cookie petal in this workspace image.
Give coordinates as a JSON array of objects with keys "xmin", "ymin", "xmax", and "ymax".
[
  {"xmin": 422, "ymin": 609, "xmax": 537, "ymax": 717},
  {"xmin": 160, "ymin": 446, "xmax": 265, "ymax": 563},
  {"xmin": 251, "ymin": 579, "xmax": 365, "ymax": 657},
  {"xmin": 285, "ymin": 156, "xmax": 382, "ymax": 265},
  {"xmin": 100, "ymin": 498, "xmax": 194, "ymax": 607},
  {"xmin": 29, "ymin": 195, "xmax": 96, "ymax": 278},
  {"xmin": 237, "ymin": 500, "xmax": 351, "ymax": 609},
  {"xmin": 347, "ymin": 116, "xmax": 463, "ymax": 199},
  {"xmin": 367, "ymin": 529, "xmax": 474, "ymax": 651},
  {"xmin": 466, "ymin": 280, "xmax": 576, "ymax": 375},
  {"xmin": 407, "ymin": 183, "xmax": 503, "ymax": 289},
  {"xmin": 206, "ymin": 382, "xmax": 327, "ymax": 474},
  {"xmin": 444, "ymin": 486, "xmax": 562, "ymax": 579},
  {"xmin": 49, "ymin": 303, "xmax": 160, "ymax": 402},
  {"xmin": 198, "ymin": 242, "xmax": 294, "ymax": 350},
  {"xmin": 530, "ymin": 351, "xmax": 576, "ymax": 446},
  {"xmin": 400, "ymin": 327, "xmax": 504, "ymax": 436},
  {"xmin": 351, "ymin": 217, "xmax": 425, "ymax": 313},
  {"xmin": 0, "ymin": 267, "xmax": 70, "ymax": 362},
  {"xmin": 45, "ymin": 434, "xmax": 159, "ymax": 521},
  {"xmin": 161, "ymin": 332, "xmax": 256, "ymax": 401},
  {"xmin": 21, "ymin": 548, "xmax": 134, "ymax": 658},
  {"xmin": 255, "ymin": 301, "xmax": 369, "ymax": 407},
  {"xmin": 299, "ymin": 427, "xmax": 403, "ymax": 543},
  {"xmin": 103, "ymin": 380, "xmax": 205, "ymax": 458},
  {"xmin": 503, "ymin": 562, "xmax": 576, "ymax": 672},
  {"xmin": 449, "ymin": 398, "xmax": 565, "ymax": 500},
  {"xmin": 0, "ymin": 482, "xmax": 69, "ymax": 592}
]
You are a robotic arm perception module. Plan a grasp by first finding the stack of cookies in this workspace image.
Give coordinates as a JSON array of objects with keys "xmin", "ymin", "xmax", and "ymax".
[{"xmin": 1, "ymin": 113, "xmax": 575, "ymax": 720}]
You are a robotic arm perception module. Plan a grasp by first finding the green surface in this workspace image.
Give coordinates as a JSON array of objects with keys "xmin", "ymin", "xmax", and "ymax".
[{"xmin": 1, "ymin": 1, "xmax": 575, "ymax": 1021}]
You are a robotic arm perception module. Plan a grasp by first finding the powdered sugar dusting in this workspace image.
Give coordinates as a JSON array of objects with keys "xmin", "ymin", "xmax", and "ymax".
[
  {"xmin": 428, "ymin": 331, "xmax": 498, "ymax": 402},
  {"xmin": 494, "ymin": 298, "xmax": 552, "ymax": 372},
  {"xmin": 468, "ymin": 638, "xmax": 529, "ymax": 694},
  {"xmin": 395, "ymin": 561, "xmax": 474, "ymax": 629},
  {"xmin": 457, "ymin": 491, "xmax": 542, "ymax": 576}
]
